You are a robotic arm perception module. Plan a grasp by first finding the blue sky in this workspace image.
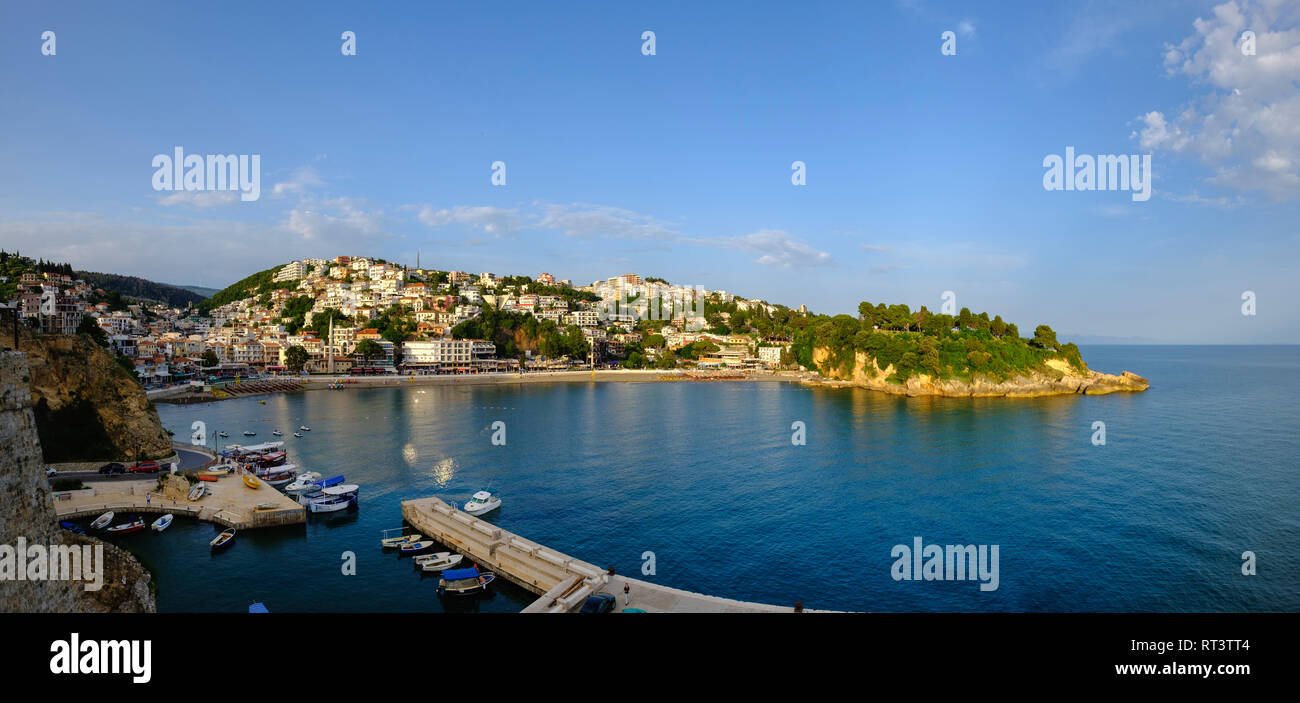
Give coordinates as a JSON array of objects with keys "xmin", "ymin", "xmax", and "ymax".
[{"xmin": 1, "ymin": 0, "xmax": 1297, "ymax": 343}]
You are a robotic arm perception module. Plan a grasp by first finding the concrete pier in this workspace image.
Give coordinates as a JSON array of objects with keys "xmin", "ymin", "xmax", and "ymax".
[
  {"xmin": 401, "ymin": 496, "xmax": 812, "ymax": 613},
  {"xmin": 54, "ymin": 475, "xmax": 304, "ymax": 530}
]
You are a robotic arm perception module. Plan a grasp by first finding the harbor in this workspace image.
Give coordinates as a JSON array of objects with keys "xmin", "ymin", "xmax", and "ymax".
[{"xmin": 53, "ymin": 472, "xmax": 305, "ymax": 530}]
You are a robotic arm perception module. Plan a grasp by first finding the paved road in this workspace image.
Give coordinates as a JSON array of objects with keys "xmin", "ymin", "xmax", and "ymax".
[{"xmin": 51, "ymin": 446, "xmax": 212, "ymax": 484}]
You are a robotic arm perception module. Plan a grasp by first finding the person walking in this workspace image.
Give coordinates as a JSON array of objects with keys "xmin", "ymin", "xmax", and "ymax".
[{"xmin": 623, "ymin": 581, "xmax": 630, "ymax": 606}]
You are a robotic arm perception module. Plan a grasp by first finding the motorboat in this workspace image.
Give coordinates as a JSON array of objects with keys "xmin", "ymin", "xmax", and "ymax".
[
  {"xmin": 217, "ymin": 431, "xmax": 229, "ymax": 438},
  {"xmin": 284, "ymin": 471, "xmax": 324, "ymax": 494},
  {"xmin": 417, "ymin": 552, "xmax": 464, "ymax": 572},
  {"xmin": 299, "ymin": 426, "xmax": 311, "ymax": 431},
  {"xmin": 293, "ymin": 432, "xmax": 304, "ymax": 438},
  {"xmin": 151, "ymin": 514, "xmax": 174, "ymax": 532},
  {"xmin": 90, "ymin": 511, "xmax": 114, "ymax": 530},
  {"xmin": 398, "ymin": 539, "xmax": 435, "ymax": 556},
  {"xmin": 243, "ymin": 474, "xmax": 262, "ymax": 489},
  {"xmin": 437, "ymin": 567, "xmax": 496, "ymax": 595},
  {"xmin": 260, "ymin": 464, "xmax": 298, "ymax": 486},
  {"xmin": 306, "ymin": 484, "xmax": 359, "ymax": 513},
  {"xmin": 380, "ymin": 532, "xmax": 423, "ymax": 549},
  {"xmin": 295, "ymin": 475, "xmax": 346, "ymax": 504},
  {"xmin": 59, "ymin": 520, "xmax": 85, "ymax": 534},
  {"xmin": 243, "ymin": 431, "xmax": 257, "ymax": 436},
  {"xmin": 463, "ymin": 490, "xmax": 501, "ymax": 516},
  {"xmin": 105, "ymin": 517, "xmax": 146, "ymax": 535},
  {"xmin": 272, "ymin": 430, "xmax": 283, "ymax": 437},
  {"xmin": 210, "ymin": 528, "xmax": 236, "ymax": 551}
]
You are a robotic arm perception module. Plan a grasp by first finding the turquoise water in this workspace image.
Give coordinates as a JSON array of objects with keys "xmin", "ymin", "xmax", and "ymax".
[{"xmin": 113, "ymin": 346, "xmax": 1300, "ymax": 612}]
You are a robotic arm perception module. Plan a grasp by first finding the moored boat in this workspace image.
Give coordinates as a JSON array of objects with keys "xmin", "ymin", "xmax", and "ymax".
[
  {"xmin": 398, "ymin": 539, "xmax": 435, "ymax": 556},
  {"xmin": 243, "ymin": 431, "xmax": 257, "ymax": 436},
  {"xmin": 293, "ymin": 432, "xmax": 304, "ymax": 438},
  {"xmin": 210, "ymin": 528, "xmax": 236, "ymax": 551},
  {"xmin": 284, "ymin": 471, "xmax": 323, "ymax": 494},
  {"xmin": 417, "ymin": 552, "xmax": 464, "ymax": 572},
  {"xmin": 105, "ymin": 517, "xmax": 146, "ymax": 535},
  {"xmin": 151, "ymin": 514, "xmax": 174, "ymax": 532},
  {"xmin": 90, "ymin": 511, "xmax": 114, "ymax": 530},
  {"xmin": 437, "ymin": 567, "xmax": 496, "ymax": 595},
  {"xmin": 272, "ymin": 430, "xmax": 283, "ymax": 436},
  {"xmin": 299, "ymin": 426, "xmax": 311, "ymax": 431},
  {"xmin": 463, "ymin": 490, "xmax": 501, "ymax": 516},
  {"xmin": 306, "ymin": 484, "xmax": 359, "ymax": 513},
  {"xmin": 381, "ymin": 532, "xmax": 424, "ymax": 549},
  {"xmin": 217, "ymin": 431, "xmax": 229, "ymax": 438},
  {"xmin": 59, "ymin": 520, "xmax": 85, "ymax": 534}
]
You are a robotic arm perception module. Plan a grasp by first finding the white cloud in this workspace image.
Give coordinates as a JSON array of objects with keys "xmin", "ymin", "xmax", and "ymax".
[
  {"xmin": 536, "ymin": 203, "xmax": 677, "ymax": 240},
  {"xmin": 156, "ymin": 191, "xmax": 239, "ymax": 208},
  {"xmin": 416, "ymin": 205, "xmax": 521, "ymax": 235},
  {"xmin": 1136, "ymin": 0, "xmax": 1300, "ymax": 198},
  {"xmin": 271, "ymin": 166, "xmax": 325, "ymax": 198},
  {"xmin": 285, "ymin": 198, "xmax": 390, "ymax": 243},
  {"xmin": 704, "ymin": 230, "xmax": 832, "ymax": 268},
  {"xmin": 958, "ymin": 20, "xmax": 976, "ymax": 38}
]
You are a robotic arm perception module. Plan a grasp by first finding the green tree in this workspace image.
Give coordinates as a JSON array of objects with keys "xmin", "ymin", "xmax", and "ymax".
[
  {"xmin": 284, "ymin": 345, "xmax": 309, "ymax": 373},
  {"xmin": 200, "ymin": 350, "xmax": 220, "ymax": 367},
  {"xmin": 77, "ymin": 315, "xmax": 109, "ymax": 347},
  {"xmin": 1030, "ymin": 324, "xmax": 1059, "ymax": 350},
  {"xmin": 353, "ymin": 338, "xmax": 384, "ymax": 365}
]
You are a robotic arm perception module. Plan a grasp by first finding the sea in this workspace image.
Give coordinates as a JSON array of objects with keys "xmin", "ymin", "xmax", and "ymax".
[{"xmin": 109, "ymin": 345, "xmax": 1299, "ymax": 613}]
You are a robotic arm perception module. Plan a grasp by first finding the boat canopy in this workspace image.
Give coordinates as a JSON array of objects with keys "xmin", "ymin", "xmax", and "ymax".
[
  {"xmin": 248, "ymin": 602, "xmax": 270, "ymax": 613},
  {"xmin": 320, "ymin": 475, "xmax": 345, "ymax": 487},
  {"xmin": 322, "ymin": 484, "xmax": 359, "ymax": 495},
  {"xmin": 441, "ymin": 568, "xmax": 480, "ymax": 581}
]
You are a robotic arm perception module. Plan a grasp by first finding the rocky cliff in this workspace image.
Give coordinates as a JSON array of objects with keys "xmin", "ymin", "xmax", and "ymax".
[
  {"xmin": 0, "ymin": 350, "xmax": 156, "ymax": 612},
  {"xmin": 810, "ymin": 347, "xmax": 1149, "ymax": 397},
  {"xmin": 18, "ymin": 331, "xmax": 170, "ymax": 461}
]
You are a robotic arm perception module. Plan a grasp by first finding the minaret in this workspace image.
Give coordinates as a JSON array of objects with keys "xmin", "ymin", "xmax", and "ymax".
[{"xmin": 328, "ymin": 316, "xmax": 335, "ymax": 374}]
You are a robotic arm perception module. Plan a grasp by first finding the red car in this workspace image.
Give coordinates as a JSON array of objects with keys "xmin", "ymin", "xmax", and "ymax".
[{"xmin": 130, "ymin": 461, "xmax": 160, "ymax": 473}]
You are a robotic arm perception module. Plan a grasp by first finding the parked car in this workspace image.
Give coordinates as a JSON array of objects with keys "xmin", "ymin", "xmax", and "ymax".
[
  {"xmin": 130, "ymin": 461, "xmax": 160, "ymax": 474},
  {"xmin": 579, "ymin": 593, "xmax": 616, "ymax": 613},
  {"xmin": 98, "ymin": 462, "xmax": 126, "ymax": 475}
]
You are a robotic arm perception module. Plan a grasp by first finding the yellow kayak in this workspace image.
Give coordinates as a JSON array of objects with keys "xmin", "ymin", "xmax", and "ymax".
[{"xmin": 243, "ymin": 475, "xmax": 262, "ymax": 489}]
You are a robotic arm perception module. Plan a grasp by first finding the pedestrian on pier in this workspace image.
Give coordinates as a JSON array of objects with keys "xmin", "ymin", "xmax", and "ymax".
[{"xmin": 623, "ymin": 581, "xmax": 630, "ymax": 606}]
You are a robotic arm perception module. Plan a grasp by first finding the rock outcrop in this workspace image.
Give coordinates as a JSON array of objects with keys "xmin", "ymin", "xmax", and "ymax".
[
  {"xmin": 0, "ymin": 350, "xmax": 156, "ymax": 612},
  {"xmin": 809, "ymin": 347, "xmax": 1149, "ymax": 397},
  {"xmin": 18, "ymin": 331, "xmax": 170, "ymax": 461}
]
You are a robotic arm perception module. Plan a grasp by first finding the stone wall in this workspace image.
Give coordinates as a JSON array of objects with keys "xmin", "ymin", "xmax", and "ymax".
[{"xmin": 0, "ymin": 351, "xmax": 155, "ymax": 612}]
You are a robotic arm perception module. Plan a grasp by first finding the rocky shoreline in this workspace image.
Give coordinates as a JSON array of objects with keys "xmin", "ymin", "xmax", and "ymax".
[{"xmin": 807, "ymin": 348, "xmax": 1149, "ymax": 398}]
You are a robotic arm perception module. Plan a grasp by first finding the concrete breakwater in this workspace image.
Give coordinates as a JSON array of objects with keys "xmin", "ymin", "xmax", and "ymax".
[
  {"xmin": 53, "ymin": 476, "xmax": 304, "ymax": 530},
  {"xmin": 402, "ymin": 496, "xmax": 811, "ymax": 613}
]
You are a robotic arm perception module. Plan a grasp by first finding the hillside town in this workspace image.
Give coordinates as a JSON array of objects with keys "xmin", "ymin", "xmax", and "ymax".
[{"xmin": 0, "ymin": 253, "xmax": 801, "ymax": 388}]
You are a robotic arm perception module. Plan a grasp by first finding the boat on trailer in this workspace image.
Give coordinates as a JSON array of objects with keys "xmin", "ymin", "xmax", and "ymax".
[
  {"xmin": 90, "ymin": 511, "xmax": 114, "ymax": 530},
  {"xmin": 437, "ymin": 567, "xmax": 496, "ymax": 595},
  {"xmin": 210, "ymin": 528, "xmax": 236, "ymax": 551}
]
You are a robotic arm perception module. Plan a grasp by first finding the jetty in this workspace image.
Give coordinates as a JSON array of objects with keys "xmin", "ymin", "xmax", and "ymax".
[
  {"xmin": 53, "ymin": 473, "xmax": 304, "ymax": 530},
  {"xmin": 402, "ymin": 496, "xmax": 807, "ymax": 613}
]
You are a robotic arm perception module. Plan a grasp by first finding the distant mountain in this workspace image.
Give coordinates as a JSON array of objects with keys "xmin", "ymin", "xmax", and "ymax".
[
  {"xmin": 75, "ymin": 270, "xmax": 206, "ymax": 309},
  {"xmin": 172, "ymin": 284, "xmax": 220, "ymax": 299}
]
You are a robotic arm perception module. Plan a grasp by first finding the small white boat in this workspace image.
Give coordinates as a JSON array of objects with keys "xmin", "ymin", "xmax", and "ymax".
[
  {"xmin": 272, "ymin": 430, "xmax": 283, "ymax": 437},
  {"xmin": 293, "ymin": 432, "xmax": 304, "ymax": 438},
  {"xmin": 438, "ymin": 567, "xmax": 496, "ymax": 596},
  {"xmin": 284, "ymin": 471, "xmax": 324, "ymax": 494},
  {"xmin": 90, "ymin": 511, "xmax": 114, "ymax": 530},
  {"xmin": 151, "ymin": 514, "xmax": 174, "ymax": 532},
  {"xmin": 417, "ymin": 552, "xmax": 464, "ymax": 572},
  {"xmin": 188, "ymin": 484, "xmax": 207, "ymax": 501},
  {"xmin": 217, "ymin": 431, "xmax": 229, "ymax": 438},
  {"xmin": 463, "ymin": 490, "xmax": 501, "ymax": 516},
  {"xmin": 306, "ymin": 484, "xmax": 359, "ymax": 513},
  {"xmin": 399, "ymin": 539, "xmax": 435, "ymax": 556},
  {"xmin": 299, "ymin": 426, "xmax": 311, "ymax": 431},
  {"xmin": 381, "ymin": 533, "xmax": 423, "ymax": 549},
  {"xmin": 243, "ymin": 431, "xmax": 257, "ymax": 436}
]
